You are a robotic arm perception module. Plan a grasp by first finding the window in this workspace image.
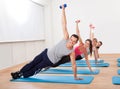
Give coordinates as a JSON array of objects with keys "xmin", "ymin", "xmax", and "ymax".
[{"xmin": 0, "ymin": 0, "xmax": 45, "ymax": 42}]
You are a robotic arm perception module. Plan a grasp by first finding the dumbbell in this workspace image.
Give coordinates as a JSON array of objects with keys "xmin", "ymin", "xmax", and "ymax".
[{"xmin": 59, "ymin": 4, "xmax": 67, "ymax": 9}]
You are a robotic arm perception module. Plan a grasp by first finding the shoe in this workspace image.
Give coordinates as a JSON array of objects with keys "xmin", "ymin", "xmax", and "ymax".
[{"xmin": 11, "ymin": 71, "xmax": 21, "ymax": 79}]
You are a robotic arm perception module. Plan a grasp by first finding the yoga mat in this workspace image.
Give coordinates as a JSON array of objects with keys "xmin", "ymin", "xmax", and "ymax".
[
  {"xmin": 59, "ymin": 63, "xmax": 109, "ymax": 67},
  {"xmin": 66, "ymin": 60, "xmax": 104, "ymax": 65},
  {"xmin": 10, "ymin": 75, "xmax": 94, "ymax": 84},
  {"xmin": 117, "ymin": 58, "xmax": 120, "ymax": 62},
  {"xmin": 117, "ymin": 69, "xmax": 120, "ymax": 75},
  {"xmin": 112, "ymin": 76, "xmax": 120, "ymax": 85},
  {"xmin": 76, "ymin": 59, "xmax": 104, "ymax": 64},
  {"xmin": 63, "ymin": 59, "xmax": 104, "ymax": 65},
  {"xmin": 41, "ymin": 69, "xmax": 100, "ymax": 74},
  {"xmin": 117, "ymin": 63, "xmax": 120, "ymax": 67}
]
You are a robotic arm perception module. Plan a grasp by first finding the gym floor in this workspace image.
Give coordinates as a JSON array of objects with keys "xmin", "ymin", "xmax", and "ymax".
[{"xmin": 0, "ymin": 54, "xmax": 120, "ymax": 89}]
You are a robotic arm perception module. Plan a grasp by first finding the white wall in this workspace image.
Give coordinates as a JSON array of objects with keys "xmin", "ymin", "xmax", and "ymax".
[
  {"xmin": 0, "ymin": 41, "xmax": 45, "ymax": 70},
  {"xmin": 51, "ymin": 0, "xmax": 120, "ymax": 53},
  {"xmin": 0, "ymin": 0, "xmax": 53, "ymax": 70},
  {"xmin": 32, "ymin": 0, "xmax": 54, "ymax": 48}
]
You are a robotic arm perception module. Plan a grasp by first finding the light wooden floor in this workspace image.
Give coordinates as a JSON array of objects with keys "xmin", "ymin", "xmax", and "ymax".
[{"xmin": 0, "ymin": 54, "xmax": 120, "ymax": 89}]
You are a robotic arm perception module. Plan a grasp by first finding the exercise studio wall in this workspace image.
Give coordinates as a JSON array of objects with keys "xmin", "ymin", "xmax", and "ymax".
[{"xmin": 0, "ymin": 0, "xmax": 45, "ymax": 42}]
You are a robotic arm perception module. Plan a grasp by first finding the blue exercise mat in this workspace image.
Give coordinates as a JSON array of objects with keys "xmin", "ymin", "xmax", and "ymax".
[
  {"xmin": 59, "ymin": 63, "xmax": 109, "ymax": 67},
  {"xmin": 117, "ymin": 63, "xmax": 120, "ymax": 67},
  {"xmin": 41, "ymin": 69, "xmax": 100, "ymax": 74},
  {"xmin": 112, "ymin": 76, "xmax": 120, "ymax": 85},
  {"xmin": 10, "ymin": 75, "xmax": 94, "ymax": 84},
  {"xmin": 66, "ymin": 60, "xmax": 104, "ymax": 65},
  {"xmin": 63, "ymin": 60, "xmax": 104, "ymax": 65},
  {"xmin": 117, "ymin": 58, "xmax": 120, "ymax": 62},
  {"xmin": 117, "ymin": 69, "xmax": 120, "ymax": 75},
  {"xmin": 76, "ymin": 59, "xmax": 104, "ymax": 64}
]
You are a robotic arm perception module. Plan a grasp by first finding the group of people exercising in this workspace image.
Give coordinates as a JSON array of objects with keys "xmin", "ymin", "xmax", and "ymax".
[{"xmin": 11, "ymin": 4, "xmax": 102, "ymax": 80}]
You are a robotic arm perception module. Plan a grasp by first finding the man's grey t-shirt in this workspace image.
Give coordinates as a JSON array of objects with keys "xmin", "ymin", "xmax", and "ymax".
[{"xmin": 47, "ymin": 39, "xmax": 73, "ymax": 64}]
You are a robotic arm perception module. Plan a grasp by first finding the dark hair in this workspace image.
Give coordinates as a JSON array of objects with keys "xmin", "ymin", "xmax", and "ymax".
[
  {"xmin": 71, "ymin": 34, "xmax": 79, "ymax": 42},
  {"xmin": 85, "ymin": 39, "xmax": 92, "ymax": 56},
  {"xmin": 96, "ymin": 41, "xmax": 103, "ymax": 49},
  {"xmin": 99, "ymin": 41, "xmax": 103, "ymax": 45},
  {"xmin": 96, "ymin": 46, "xmax": 99, "ymax": 49}
]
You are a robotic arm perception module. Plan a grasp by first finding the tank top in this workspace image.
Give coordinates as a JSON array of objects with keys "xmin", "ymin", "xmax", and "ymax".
[
  {"xmin": 74, "ymin": 46, "xmax": 90, "ymax": 58},
  {"xmin": 47, "ymin": 39, "xmax": 73, "ymax": 64},
  {"xmin": 74, "ymin": 46, "xmax": 83, "ymax": 57}
]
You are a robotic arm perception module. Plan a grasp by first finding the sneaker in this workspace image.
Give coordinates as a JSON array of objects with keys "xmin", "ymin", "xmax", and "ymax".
[{"xmin": 11, "ymin": 71, "xmax": 21, "ymax": 79}]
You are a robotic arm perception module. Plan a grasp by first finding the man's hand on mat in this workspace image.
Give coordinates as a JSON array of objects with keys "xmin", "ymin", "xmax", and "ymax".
[{"xmin": 74, "ymin": 77, "xmax": 83, "ymax": 80}]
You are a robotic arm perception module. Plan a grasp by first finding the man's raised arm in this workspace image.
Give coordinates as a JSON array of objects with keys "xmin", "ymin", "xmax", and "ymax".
[{"xmin": 61, "ymin": 5, "xmax": 69, "ymax": 40}]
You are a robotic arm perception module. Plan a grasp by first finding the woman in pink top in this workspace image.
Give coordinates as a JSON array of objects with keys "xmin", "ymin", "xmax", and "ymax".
[{"xmin": 73, "ymin": 20, "xmax": 93, "ymax": 72}]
